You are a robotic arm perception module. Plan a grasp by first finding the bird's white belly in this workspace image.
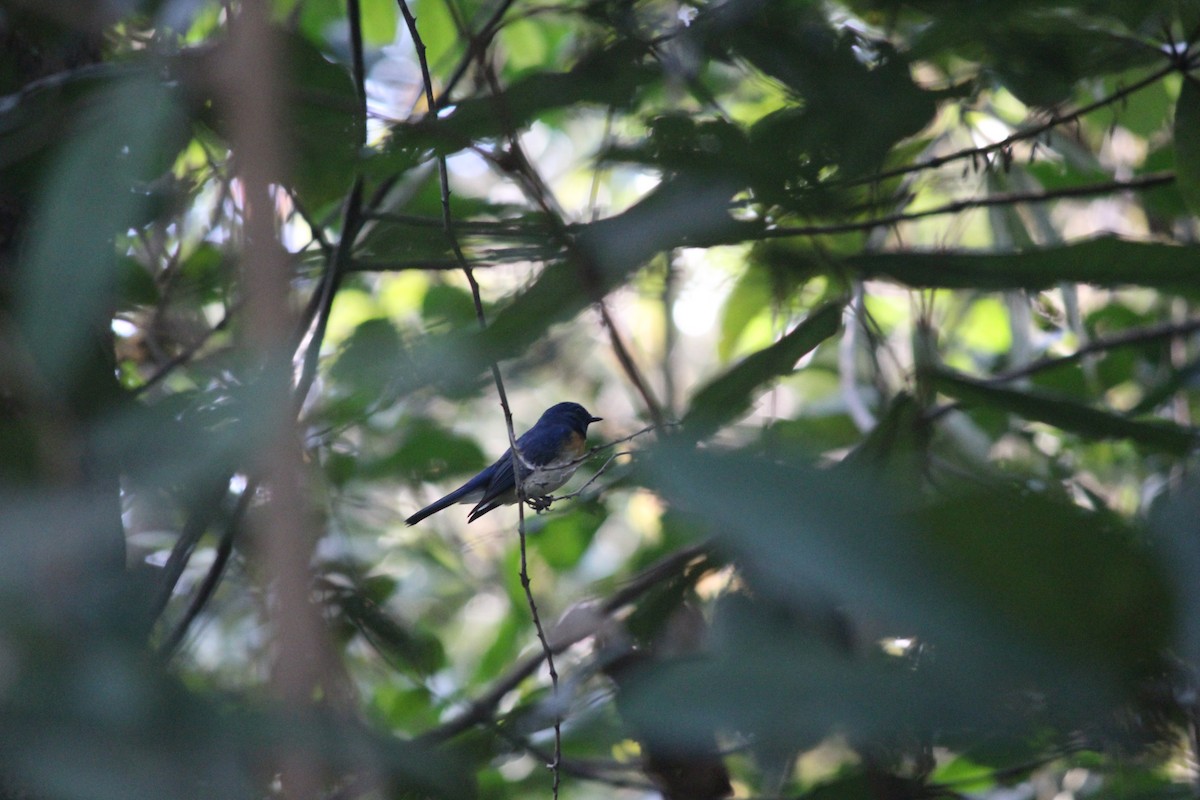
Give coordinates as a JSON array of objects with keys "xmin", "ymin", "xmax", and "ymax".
[{"xmin": 523, "ymin": 461, "xmax": 580, "ymax": 496}]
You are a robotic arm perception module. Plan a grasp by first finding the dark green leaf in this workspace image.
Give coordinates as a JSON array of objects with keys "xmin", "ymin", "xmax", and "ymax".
[
  {"xmin": 328, "ymin": 318, "xmax": 406, "ymax": 403},
  {"xmin": 932, "ymin": 369, "xmax": 1197, "ymax": 455},
  {"xmin": 282, "ymin": 33, "xmax": 364, "ymax": 209},
  {"xmin": 381, "ymin": 42, "xmax": 656, "ymax": 158},
  {"xmin": 16, "ymin": 74, "xmax": 182, "ymax": 398},
  {"xmin": 683, "ymin": 302, "xmax": 843, "ymax": 439},
  {"xmin": 1174, "ymin": 75, "xmax": 1200, "ymax": 217},
  {"xmin": 334, "ymin": 588, "xmax": 445, "ymax": 675},
  {"xmin": 367, "ymin": 419, "xmax": 487, "ymax": 482},
  {"xmin": 843, "ymin": 237, "xmax": 1200, "ymax": 292}
]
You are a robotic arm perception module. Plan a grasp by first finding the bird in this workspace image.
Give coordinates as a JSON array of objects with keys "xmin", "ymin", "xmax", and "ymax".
[{"xmin": 405, "ymin": 402, "xmax": 602, "ymax": 525}]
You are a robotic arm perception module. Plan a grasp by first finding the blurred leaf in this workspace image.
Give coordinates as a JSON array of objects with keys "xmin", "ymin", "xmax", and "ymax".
[
  {"xmin": 1174, "ymin": 75, "xmax": 1200, "ymax": 217},
  {"xmin": 901, "ymin": 6, "xmax": 1164, "ymax": 105},
  {"xmin": 718, "ymin": 245, "xmax": 822, "ymax": 361},
  {"xmin": 529, "ymin": 508, "xmax": 602, "ymax": 569},
  {"xmin": 719, "ymin": 263, "xmax": 775, "ymax": 362},
  {"xmin": 759, "ymin": 412, "xmax": 862, "ymax": 456},
  {"xmin": 422, "ymin": 284, "xmax": 481, "ymax": 330},
  {"xmin": 637, "ymin": 442, "xmax": 1172, "ymax": 702},
  {"xmin": 116, "ymin": 257, "xmax": 159, "ymax": 308},
  {"xmin": 683, "ymin": 302, "xmax": 843, "ymax": 439},
  {"xmin": 16, "ymin": 74, "xmax": 183, "ymax": 398},
  {"xmin": 332, "ymin": 586, "xmax": 445, "ymax": 675},
  {"xmin": 282, "ymin": 32, "xmax": 363, "ymax": 209},
  {"xmin": 932, "ymin": 369, "xmax": 1197, "ymax": 455},
  {"xmin": 472, "ymin": 612, "xmax": 522, "ymax": 686},
  {"xmin": 710, "ymin": 2, "xmax": 937, "ymax": 176},
  {"xmin": 328, "ymin": 317, "xmax": 406, "ymax": 403},
  {"xmin": 838, "ymin": 392, "xmax": 929, "ymax": 483},
  {"xmin": 1092, "ymin": 67, "xmax": 1174, "ymax": 138},
  {"xmin": 372, "ymin": 418, "xmax": 487, "ymax": 482},
  {"xmin": 380, "ymin": 42, "xmax": 656, "ymax": 159},
  {"xmin": 844, "ymin": 237, "xmax": 1200, "ymax": 292}
]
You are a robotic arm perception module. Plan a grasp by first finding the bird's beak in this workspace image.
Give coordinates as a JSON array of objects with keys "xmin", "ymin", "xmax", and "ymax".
[{"xmin": 589, "ymin": 416, "xmax": 603, "ymax": 423}]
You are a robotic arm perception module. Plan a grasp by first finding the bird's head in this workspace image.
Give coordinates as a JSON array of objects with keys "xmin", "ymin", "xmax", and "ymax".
[{"xmin": 540, "ymin": 402, "xmax": 602, "ymax": 435}]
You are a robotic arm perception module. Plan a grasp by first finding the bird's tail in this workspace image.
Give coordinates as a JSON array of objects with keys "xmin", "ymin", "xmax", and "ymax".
[{"xmin": 405, "ymin": 482, "xmax": 478, "ymax": 526}]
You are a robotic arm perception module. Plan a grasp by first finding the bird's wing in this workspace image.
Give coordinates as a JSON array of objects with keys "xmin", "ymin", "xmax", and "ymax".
[{"xmin": 468, "ymin": 425, "xmax": 569, "ymax": 521}]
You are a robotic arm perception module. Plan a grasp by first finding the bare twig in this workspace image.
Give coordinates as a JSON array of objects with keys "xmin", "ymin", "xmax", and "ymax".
[
  {"xmin": 985, "ymin": 315, "xmax": 1200, "ymax": 385},
  {"xmin": 134, "ymin": 308, "xmax": 232, "ymax": 395},
  {"xmin": 160, "ymin": 478, "xmax": 257, "ymax": 656},
  {"xmin": 420, "ymin": 541, "xmax": 712, "ymax": 743},
  {"xmin": 394, "ymin": 0, "xmax": 563, "ymax": 792},
  {"xmin": 762, "ymin": 172, "xmax": 1176, "ymax": 240},
  {"xmin": 526, "ymin": 424, "xmax": 674, "ymax": 510},
  {"xmin": 547, "ymin": 450, "xmax": 629, "ymax": 503},
  {"xmin": 848, "ymin": 60, "xmax": 1183, "ymax": 188},
  {"xmin": 346, "ymin": 0, "xmax": 367, "ymax": 123}
]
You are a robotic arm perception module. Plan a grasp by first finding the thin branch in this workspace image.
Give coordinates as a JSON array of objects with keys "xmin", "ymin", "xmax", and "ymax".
[
  {"xmin": 294, "ymin": 178, "xmax": 364, "ymax": 412},
  {"xmin": 985, "ymin": 315, "xmax": 1200, "ymax": 385},
  {"xmin": 160, "ymin": 478, "xmax": 258, "ymax": 657},
  {"xmin": 537, "ymin": 422, "xmax": 671, "ymax": 505},
  {"xmin": 150, "ymin": 476, "xmax": 232, "ymax": 623},
  {"xmin": 346, "ymin": 0, "xmax": 367, "ymax": 123},
  {"xmin": 547, "ymin": 450, "xmax": 628, "ymax": 503},
  {"xmin": 134, "ymin": 308, "xmax": 233, "ymax": 396},
  {"xmin": 762, "ymin": 172, "xmax": 1175, "ymax": 240},
  {"xmin": 474, "ymin": 60, "xmax": 668, "ymax": 427},
  {"xmin": 394, "ymin": 0, "xmax": 562, "ymax": 792},
  {"xmin": 438, "ymin": 0, "xmax": 520, "ymax": 105},
  {"xmin": 598, "ymin": 301, "xmax": 667, "ymax": 427},
  {"xmin": 419, "ymin": 541, "xmax": 712, "ymax": 743},
  {"xmin": 851, "ymin": 59, "xmax": 1183, "ymax": 188},
  {"xmin": 288, "ymin": 189, "xmax": 334, "ymax": 257}
]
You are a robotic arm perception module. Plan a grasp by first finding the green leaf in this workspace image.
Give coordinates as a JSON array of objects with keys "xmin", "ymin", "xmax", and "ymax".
[
  {"xmin": 683, "ymin": 302, "xmax": 843, "ymax": 439},
  {"xmin": 382, "ymin": 42, "xmax": 656, "ymax": 158},
  {"xmin": 843, "ymin": 237, "xmax": 1200, "ymax": 292},
  {"xmin": 392, "ymin": 175, "xmax": 743, "ymax": 395},
  {"xmin": 334, "ymin": 587, "xmax": 445, "ymax": 675},
  {"xmin": 282, "ymin": 32, "xmax": 363, "ymax": 209},
  {"xmin": 931, "ymin": 370, "xmax": 1197, "ymax": 455},
  {"xmin": 718, "ymin": 264, "xmax": 774, "ymax": 362},
  {"xmin": 1174, "ymin": 75, "xmax": 1200, "ymax": 217},
  {"xmin": 16, "ymin": 73, "xmax": 182, "ymax": 399},
  {"xmin": 715, "ymin": 6, "xmax": 936, "ymax": 176},
  {"xmin": 529, "ymin": 509, "xmax": 602, "ymax": 569},
  {"xmin": 631, "ymin": 443, "xmax": 1173, "ymax": 748},
  {"xmin": 328, "ymin": 318, "xmax": 406, "ymax": 403},
  {"xmin": 367, "ymin": 419, "xmax": 487, "ymax": 482}
]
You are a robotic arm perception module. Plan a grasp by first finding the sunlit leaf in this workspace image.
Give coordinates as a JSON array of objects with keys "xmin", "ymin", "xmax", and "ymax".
[{"xmin": 683, "ymin": 301, "xmax": 843, "ymax": 439}]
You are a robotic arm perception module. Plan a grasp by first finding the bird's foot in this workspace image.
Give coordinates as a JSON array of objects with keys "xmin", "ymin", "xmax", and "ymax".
[{"xmin": 526, "ymin": 495, "xmax": 553, "ymax": 513}]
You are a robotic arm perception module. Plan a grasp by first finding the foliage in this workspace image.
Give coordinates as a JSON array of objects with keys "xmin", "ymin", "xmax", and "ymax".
[{"xmin": 3, "ymin": 0, "xmax": 1200, "ymax": 798}]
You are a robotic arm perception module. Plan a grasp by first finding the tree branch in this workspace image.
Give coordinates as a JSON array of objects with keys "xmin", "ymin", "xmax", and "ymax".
[
  {"xmin": 851, "ymin": 59, "xmax": 1183, "ymax": 187},
  {"xmin": 763, "ymin": 172, "xmax": 1175, "ymax": 239},
  {"xmin": 419, "ymin": 541, "xmax": 712, "ymax": 743}
]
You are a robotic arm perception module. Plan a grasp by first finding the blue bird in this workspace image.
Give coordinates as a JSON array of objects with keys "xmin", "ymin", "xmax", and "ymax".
[{"xmin": 406, "ymin": 402, "xmax": 602, "ymax": 525}]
